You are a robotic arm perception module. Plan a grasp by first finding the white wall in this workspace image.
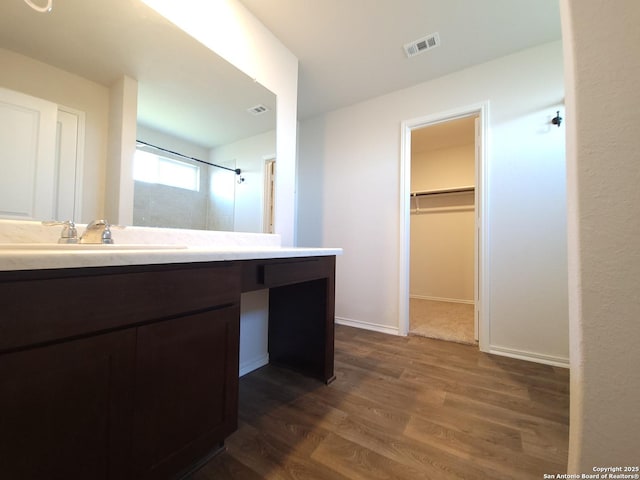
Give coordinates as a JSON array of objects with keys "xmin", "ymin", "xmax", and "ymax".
[
  {"xmin": 0, "ymin": 48, "xmax": 108, "ymax": 222},
  {"xmin": 411, "ymin": 144, "xmax": 475, "ymax": 302},
  {"xmin": 105, "ymin": 75, "xmax": 137, "ymax": 226},
  {"xmin": 207, "ymin": 163, "xmax": 237, "ymax": 232},
  {"xmin": 298, "ymin": 41, "xmax": 568, "ymax": 365},
  {"xmin": 411, "ymin": 144, "xmax": 475, "ymax": 192},
  {"xmin": 239, "ymin": 290, "xmax": 270, "ymax": 376},
  {"xmin": 211, "ymin": 129, "xmax": 276, "ymax": 233},
  {"xmin": 561, "ymin": 0, "xmax": 640, "ymax": 470},
  {"xmin": 410, "ymin": 204, "xmax": 475, "ymax": 302}
]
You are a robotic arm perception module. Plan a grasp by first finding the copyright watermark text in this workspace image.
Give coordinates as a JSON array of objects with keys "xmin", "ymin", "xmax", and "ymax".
[{"xmin": 543, "ymin": 467, "xmax": 640, "ymax": 479}]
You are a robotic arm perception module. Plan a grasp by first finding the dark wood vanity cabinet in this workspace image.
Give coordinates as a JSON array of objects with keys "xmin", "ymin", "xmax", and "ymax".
[
  {"xmin": 0, "ymin": 262, "xmax": 241, "ymax": 480},
  {"xmin": 0, "ymin": 254, "xmax": 336, "ymax": 479},
  {"xmin": 242, "ymin": 256, "xmax": 336, "ymax": 383},
  {"xmin": 133, "ymin": 305, "xmax": 240, "ymax": 479},
  {"xmin": 0, "ymin": 328, "xmax": 136, "ymax": 480}
]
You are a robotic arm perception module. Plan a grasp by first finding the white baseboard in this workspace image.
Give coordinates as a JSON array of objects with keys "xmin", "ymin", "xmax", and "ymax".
[
  {"xmin": 489, "ymin": 345, "xmax": 569, "ymax": 368},
  {"xmin": 335, "ymin": 317, "xmax": 400, "ymax": 336},
  {"xmin": 410, "ymin": 295, "xmax": 474, "ymax": 305},
  {"xmin": 239, "ymin": 354, "xmax": 269, "ymax": 377}
]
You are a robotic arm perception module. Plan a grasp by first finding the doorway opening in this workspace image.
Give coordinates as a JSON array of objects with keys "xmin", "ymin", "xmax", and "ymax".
[
  {"xmin": 399, "ymin": 103, "xmax": 488, "ymax": 351},
  {"xmin": 409, "ymin": 116, "xmax": 477, "ymax": 344}
]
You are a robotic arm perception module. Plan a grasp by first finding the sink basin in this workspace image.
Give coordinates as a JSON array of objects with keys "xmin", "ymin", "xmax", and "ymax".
[{"xmin": 0, "ymin": 243, "xmax": 187, "ymax": 251}]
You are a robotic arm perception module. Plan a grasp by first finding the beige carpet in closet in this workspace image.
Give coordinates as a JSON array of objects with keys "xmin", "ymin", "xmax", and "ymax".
[{"xmin": 409, "ymin": 298, "xmax": 476, "ymax": 345}]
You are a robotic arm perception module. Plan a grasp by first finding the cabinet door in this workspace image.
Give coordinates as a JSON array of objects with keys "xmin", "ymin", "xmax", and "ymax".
[
  {"xmin": 133, "ymin": 305, "xmax": 240, "ymax": 479},
  {"xmin": 0, "ymin": 329, "xmax": 136, "ymax": 480}
]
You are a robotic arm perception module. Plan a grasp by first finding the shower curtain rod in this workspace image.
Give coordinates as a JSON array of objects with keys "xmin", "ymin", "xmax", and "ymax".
[{"xmin": 136, "ymin": 139, "xmax": 242, "ymax": 176}]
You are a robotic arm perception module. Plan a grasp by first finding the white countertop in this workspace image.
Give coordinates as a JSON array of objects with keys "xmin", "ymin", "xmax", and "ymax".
[
  {"xmin": 0, "ymin": 245, "xmax": 343, "ymax": 272},
  {"xmin": 0, "ymin": 219, "xmax": 342, "ymax": 272}
]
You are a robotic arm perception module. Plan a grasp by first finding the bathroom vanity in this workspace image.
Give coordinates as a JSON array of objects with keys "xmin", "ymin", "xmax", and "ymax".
[{"xmin": 0, "ymin": 238, "xmax": 339, "ymax": 479}]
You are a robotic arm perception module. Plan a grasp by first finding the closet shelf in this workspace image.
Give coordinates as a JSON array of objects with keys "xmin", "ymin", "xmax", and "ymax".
[{"xmin": 411, "ymin": 186, "xmax": 475, "ymax": 197}]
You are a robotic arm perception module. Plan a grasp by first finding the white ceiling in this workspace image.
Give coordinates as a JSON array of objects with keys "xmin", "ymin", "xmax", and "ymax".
[
  {"xmin": 1, "ymin": 1, "xmax": 562, "ymax": 146},
  {"xmin": 0, "ymin": 0, "xmax": 276, "ymax": 149},
  {"xmin": 239, "ymin": 0, "xmax": 562, "ymax": 119}
]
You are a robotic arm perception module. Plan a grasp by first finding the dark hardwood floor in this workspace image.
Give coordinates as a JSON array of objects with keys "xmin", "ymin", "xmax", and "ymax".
[{"xmin": 190, "ymin": 325, "xmax": 569, "ymax": 479}]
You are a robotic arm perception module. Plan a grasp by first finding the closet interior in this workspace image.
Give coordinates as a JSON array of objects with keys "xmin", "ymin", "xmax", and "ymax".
[{"xmin": 409, "ymin": 115, "xmax": 477, "ymax": 345}]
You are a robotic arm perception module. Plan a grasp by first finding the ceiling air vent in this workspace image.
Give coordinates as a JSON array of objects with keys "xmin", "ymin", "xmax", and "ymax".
[
  {"xmin": 404, "ymin": 32, "xmax": 440, "ymax": 58},
  {"xmin": 247, "ymin": 104, "xmax": 270, "ymax": 116}
]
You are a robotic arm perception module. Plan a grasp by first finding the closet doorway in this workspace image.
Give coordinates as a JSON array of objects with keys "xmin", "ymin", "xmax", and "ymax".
[{"xmin": 400, "ymin": 104, "xmax": 487, "ymax": 349}]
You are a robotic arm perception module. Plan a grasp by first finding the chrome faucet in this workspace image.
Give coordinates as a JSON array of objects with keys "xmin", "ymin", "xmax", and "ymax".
[
  {"xmin": 43, "ymin": 219, "xmax": 120, "ymax": 244},
  {"xmin": 80, "ymin": 220, "xmax": 114, "ymax": 244}
]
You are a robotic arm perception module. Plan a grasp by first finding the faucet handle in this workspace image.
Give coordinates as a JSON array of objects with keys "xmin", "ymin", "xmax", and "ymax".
[
  {"xmin": 102, "ymin": 223, "xmax": 113, "ymax": 244},
  {"xmin": 42, "ymin": 220, "xmax": 78, "ymax": 244}
]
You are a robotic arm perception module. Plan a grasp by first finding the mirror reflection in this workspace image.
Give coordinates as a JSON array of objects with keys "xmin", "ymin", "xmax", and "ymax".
[{"xmin": 0, "ymin": 0, "xmax": 276, "ymax": 233}]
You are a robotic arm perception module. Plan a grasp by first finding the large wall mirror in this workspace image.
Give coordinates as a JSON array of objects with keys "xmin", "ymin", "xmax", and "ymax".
[{"xmin": 0, "ymin": 0, "xmax": 276, "ymax": 233}]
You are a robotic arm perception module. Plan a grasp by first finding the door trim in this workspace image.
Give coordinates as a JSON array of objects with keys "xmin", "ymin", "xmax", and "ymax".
[
  {"xmin": 56, "ymin": 105, "xmax": 85, "ymax": 222},
  {"xmin": 262, "ymin": 156, "xmax": 276, "ymax": 233},
  {"xmin": 399, "ymin": 102, "xmax": 490, "ymax": 352}
]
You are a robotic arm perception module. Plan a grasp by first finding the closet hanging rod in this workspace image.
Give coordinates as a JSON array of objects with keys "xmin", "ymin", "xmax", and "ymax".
[
  {"xmin": 136, "ymin": 139, "xmax": 242, "ymax": 176},
  {"xmin": 411, "ymin": 186, "xmax": 475, "ymax": 197},
  {"xmin": 411, "ymin": 205, "xmax": 474, "ymax": 214}
]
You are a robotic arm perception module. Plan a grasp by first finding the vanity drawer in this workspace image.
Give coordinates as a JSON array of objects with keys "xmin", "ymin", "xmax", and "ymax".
[
  {"xmin": 263, "ymin": 258, "xmax": 330, "ymax": 287},
  {"xmin": 242, "ymin": 256, "xmax": 335, "ymax": 291},
  {"xmin": 0, "ymin": 262, "xmax": 241, "ymax": 352}
]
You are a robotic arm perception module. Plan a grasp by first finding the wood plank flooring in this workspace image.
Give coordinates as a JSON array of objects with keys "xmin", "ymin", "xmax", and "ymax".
[{"xmin": 190, "ymin": 325, "xmax": 569, "ymax": 479}]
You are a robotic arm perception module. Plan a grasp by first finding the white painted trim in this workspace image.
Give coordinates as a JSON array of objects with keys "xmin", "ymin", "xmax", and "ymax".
[
  {"xmin": 399, "ymin": 102, "xmax": 490, "ymax": 353},
  {"xmin": 489, "ymin": 345, "xmax": 569, "ymax": 369},
  {"xmin": 399, "ymin": 119, "xmax": 412, "ymax": 336},
  {"xmin": 57, "ymin": 105, "xmax": 85, "ymax": 223},
  {"xmin": 262, "ymin": 157, "xmax": 276, "ymax": 233},
  {"xmin": 410, "ymin": 295, "xmax": 474, "ymax": 305},
  {"xmin": 239, "ymin": 353, "xmax": 269, "ymax": 377},
  {"xmin": 335, "ymin": 317, "xmax": 400, "ymax": 336}
]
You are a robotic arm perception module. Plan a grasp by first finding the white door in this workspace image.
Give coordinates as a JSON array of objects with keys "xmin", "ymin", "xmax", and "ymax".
[{"xmin": 0, "ymin": 87, "xmax": 57, "ymax": 220}]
